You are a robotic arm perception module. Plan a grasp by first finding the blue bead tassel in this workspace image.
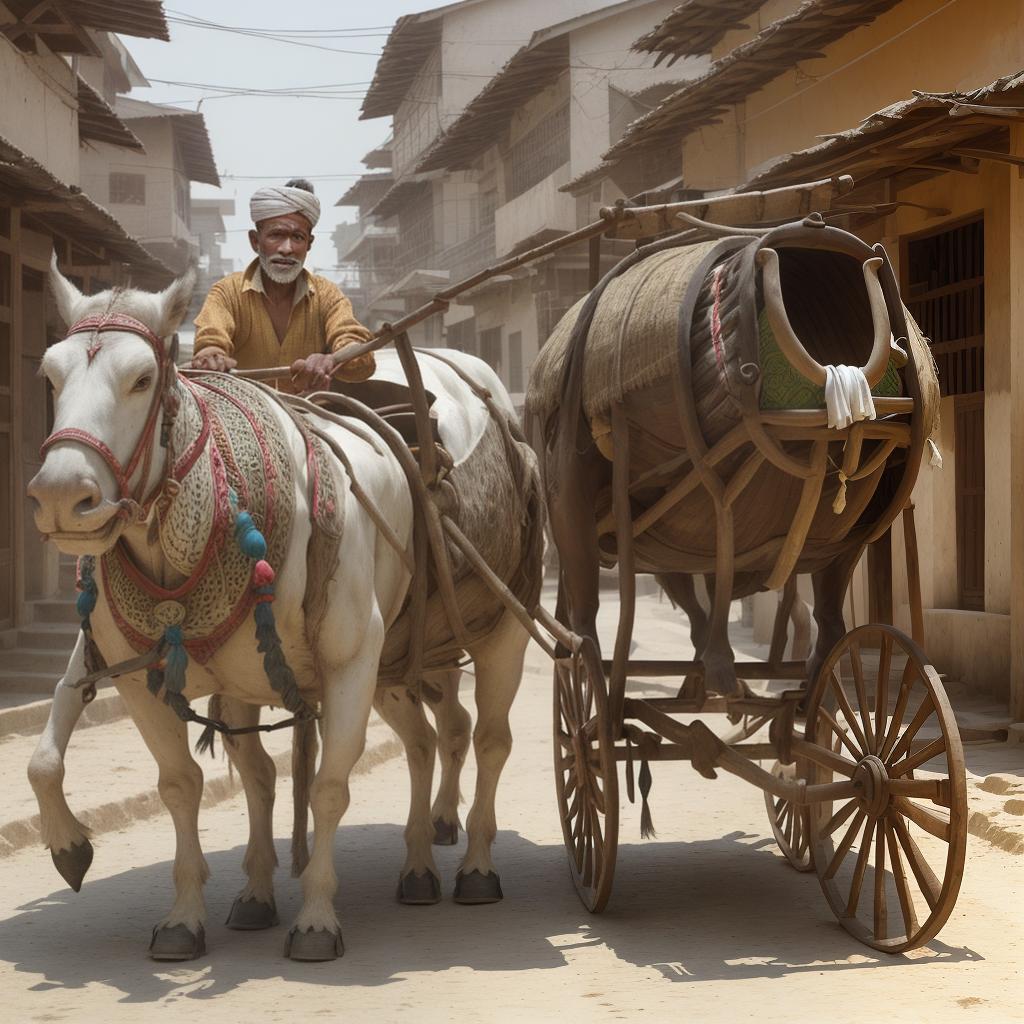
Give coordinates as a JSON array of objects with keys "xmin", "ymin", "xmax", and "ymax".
[{"xmin": 92, "ymin": 487, "xmax": 317, "ymax": 731}]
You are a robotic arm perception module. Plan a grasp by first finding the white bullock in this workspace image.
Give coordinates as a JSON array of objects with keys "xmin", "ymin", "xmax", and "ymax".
[{"xmin": 26, "ymin": 262, "xmax": 534, "ymax": 962}]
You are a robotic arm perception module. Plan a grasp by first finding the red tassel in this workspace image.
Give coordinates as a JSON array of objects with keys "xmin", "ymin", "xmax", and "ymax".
[{"xmin": 252, "ymin": 560, "xmax": 275, "ymax": 586}]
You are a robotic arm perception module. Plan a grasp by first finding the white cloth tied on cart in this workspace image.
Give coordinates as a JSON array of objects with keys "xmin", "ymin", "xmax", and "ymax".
[{"xmin": 824, "ymin": 364, "xmax": 876, "ymax": 430}]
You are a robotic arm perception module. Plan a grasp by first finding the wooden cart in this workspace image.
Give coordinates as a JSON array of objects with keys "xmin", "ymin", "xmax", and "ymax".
[{"xmin": 245, "ymin": 176, "xmax": 967, "ymax": 954}]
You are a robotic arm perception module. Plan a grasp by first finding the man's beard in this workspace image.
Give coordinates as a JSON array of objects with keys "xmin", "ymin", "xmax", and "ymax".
[{"xmin": 260, "ymin": 251, "xmax": 304, "ymax": 284}]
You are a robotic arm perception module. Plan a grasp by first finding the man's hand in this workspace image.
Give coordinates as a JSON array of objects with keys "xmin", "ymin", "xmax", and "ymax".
[
  {"xmin": 290, "ymin": 352, "xmax": 335, "ymax": 394},
  {"xmin": 191, "ymin": 347, "xmax": 237, "ymax": 372}
]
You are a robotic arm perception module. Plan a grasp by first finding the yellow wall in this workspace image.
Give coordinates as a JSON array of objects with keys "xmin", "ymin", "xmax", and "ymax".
[{"xmin": 682, "ymin": 0, "xmax": 1024, "ymax": 191}]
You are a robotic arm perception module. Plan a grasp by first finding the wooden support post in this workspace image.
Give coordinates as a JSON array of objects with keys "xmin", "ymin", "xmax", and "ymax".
[{"xmin": 903, "ymin": 504, "xmax": 925, "ymax": 646}]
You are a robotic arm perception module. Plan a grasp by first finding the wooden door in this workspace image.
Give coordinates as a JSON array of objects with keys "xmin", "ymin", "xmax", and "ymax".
[{"xmin": 955, "ymin": 396, "xmax": 985, "ymax": 611}]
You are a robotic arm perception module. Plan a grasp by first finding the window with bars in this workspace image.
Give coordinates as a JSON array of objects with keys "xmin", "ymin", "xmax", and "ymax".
[
  {"xmin": 905, "ymin": 217, "xmax": 984, "ymax": 397},
  {"xmin": 109, "ymin": 172, "xmax": 145, "ymax": 205},
  {"xmin": 904, "ymin": 216, "xmax": 986, "ymax": 611},
  {"xmin": 508, "ymin": 104, "xmax": 570, "ymax": 200}
]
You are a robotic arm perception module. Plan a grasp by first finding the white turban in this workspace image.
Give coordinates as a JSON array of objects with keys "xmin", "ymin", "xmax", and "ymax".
[{"xmin": 250, "ymin": 185, "xmax": 321, "ymax": 228}]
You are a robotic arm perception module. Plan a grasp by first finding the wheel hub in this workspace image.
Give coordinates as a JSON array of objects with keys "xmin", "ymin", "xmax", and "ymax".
[{"xmin": 853, "ymin": 754, "xmax": 890, "ymax": 818}]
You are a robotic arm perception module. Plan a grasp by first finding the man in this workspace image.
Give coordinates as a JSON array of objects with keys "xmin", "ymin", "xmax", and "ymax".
[{"xmin": 191, "ymin": 178, "xmax": 374, "ymax": 391}]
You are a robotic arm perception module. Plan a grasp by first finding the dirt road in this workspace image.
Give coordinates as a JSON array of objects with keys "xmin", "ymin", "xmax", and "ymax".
[{"xmin": 1, "ymin": 597, "xmax": 1022, "ymax": 1022}]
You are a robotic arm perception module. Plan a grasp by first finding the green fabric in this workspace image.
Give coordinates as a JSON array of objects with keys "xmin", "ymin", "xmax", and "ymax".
[{"xmin": 756, "ymin": 309, "xmax": 901, "ymax": 409}]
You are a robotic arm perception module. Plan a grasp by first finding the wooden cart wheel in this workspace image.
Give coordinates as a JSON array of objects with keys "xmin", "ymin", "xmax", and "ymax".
[
  {"xmin": 802, "ymin": 624, "xmax": 967, "ymax": 952},
  {"xmin": 765, "ymin": 760, "xmax": 813, "ymax": 872},
  {"xmin": 553, "ymin": 636, "xmax": 619, "ymax": 913}
]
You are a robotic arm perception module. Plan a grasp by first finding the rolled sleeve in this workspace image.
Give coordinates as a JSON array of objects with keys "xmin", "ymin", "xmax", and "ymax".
[
  {"xmin": 193, "ymin": 280, "xmax": 238, "ymax": 357},
  {"xmin": 321, "ymin": 284, "xmax": 375, "ymax": 382}
]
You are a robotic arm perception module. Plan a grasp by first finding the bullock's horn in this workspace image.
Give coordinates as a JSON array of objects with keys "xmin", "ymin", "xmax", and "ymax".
[
  {"xmin": 859, "ymin": 255, "xmax": 893, "ymax": 388},
  {"xmin": 756, "ymin": 248, "xmax": 827, "ymax": 386}
]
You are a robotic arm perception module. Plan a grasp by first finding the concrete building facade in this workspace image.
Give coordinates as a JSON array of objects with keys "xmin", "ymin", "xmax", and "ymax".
[
  {"xmin": 0, "ymin": 3, "xmax": 211, "ymax": 702},
  {"xmin": 357, "ymin": 0, "xmax": 703, "ymax": 401}
]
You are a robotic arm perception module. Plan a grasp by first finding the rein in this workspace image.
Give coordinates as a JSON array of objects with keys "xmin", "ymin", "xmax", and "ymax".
[{"xmin": 40, "ymin": 313, "xmax": 181, "ymax": 517}]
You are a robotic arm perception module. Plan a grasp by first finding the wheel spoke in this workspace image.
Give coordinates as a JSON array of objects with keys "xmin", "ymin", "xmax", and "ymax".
[
  {"xmin": 890, "ymin": 812, "xmax": 942, "ymax": 911},
  {"xmin": 825, "ymin": 808, "xmax": 867, "ymax": 880},
  {"xmin": 795, "ymin": 738, "xmax": 859, "ymax": 778},
  {"xmin": 886, "ymin": 821, "xmax": 920, "ymax": 938},
  {"xmin": 888, "ymin": 777, "xmax": 948, "ymax": 805},
  {"xmin": 886, "ymin": 697, "xmax": 936, "ymax": 765},
  {"xmin": 828, "ymin": 672, "xmax": 871, "ymax": 753},
  {"xmin": 848, "ymin": 644, "xmax": 876, "ymax": 753},
  {"xmin": 893, "ymin": 796, "xmax": 952, "ymax": 842},
  {"xmin": 820, "ymin": 797, "xmax": 859, "ymax": 840},
  {"xmin": 890, "ymin": 736, "xmax": 946, "ymax": 778},
  {"xmin": 818, "ymin": 706, "xmax": 865, "ymax": 760},
  {"xmin": 880, "ymin": 660, "xmax": 917, "ymax": 759},
  {"xmin": 875, "ymin": 633, "xmax": 892, "ymax": 748},
  {"xmin": 794, "ymin": 813, "xmax": 809, "ymax": 857},
  {"xmin": 873, "ymin": 820, "xmax": 887, "ymax": 940},
  {"xmin": 845, "ymin": 815, "xmax": 875, "ymax": 918}
]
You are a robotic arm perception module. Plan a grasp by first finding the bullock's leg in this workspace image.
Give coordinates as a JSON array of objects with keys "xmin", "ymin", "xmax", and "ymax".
[
  {"xmin": 456, "ymin": 614, "xmax": 529, "ymax": 904},
  {"xmin": 217, "ymin": 696, "xmax": 280, "ymax": 931},
  {"xmin": 115, "ymin": 682, "xmax": 208, "ymax": 961},
  {"xmin": 286, "ymin": 621, "xmax": 382, "ymax": 962},
  {"xmin": 374, "ymin": 687, "xmax": 441, "ymax": 904},
  {"xmin": 27, "ymin": 633, "xmax": 93, "ymax": 891},
  {"xmin": 701, "ymin": 571, "xmax": 740, "ymax": 697},
  {"xmin": 806, "ymin": 552, "xmax": 858, "ymax": 691},
  {"xmin": 547, "ymin": 425, "xmax": 606, "ymax": 650},
  {"xmin": 428, "ymin": 669, "xmax": 470, "ymax": 845}
]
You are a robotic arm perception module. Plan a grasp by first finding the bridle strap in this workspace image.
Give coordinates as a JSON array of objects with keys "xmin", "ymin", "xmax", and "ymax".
[{"xmin": 40, "ymin": 313, "xmax": 177, "ymax": 510}]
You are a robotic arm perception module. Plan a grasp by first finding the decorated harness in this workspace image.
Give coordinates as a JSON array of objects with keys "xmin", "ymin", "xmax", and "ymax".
[{"xmin": 43, "ymin": 313, "xmax": 333, "ymax": 741}]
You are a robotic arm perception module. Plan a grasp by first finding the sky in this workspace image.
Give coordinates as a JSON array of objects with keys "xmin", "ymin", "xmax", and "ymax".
[{"xmin": 121, "ymin": 1, "xmax": 465, "ymax": 277}]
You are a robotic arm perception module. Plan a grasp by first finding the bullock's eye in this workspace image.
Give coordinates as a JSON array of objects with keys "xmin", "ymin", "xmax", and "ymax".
[{"xmin": 131, "ymin": 374, "xmax": 152, "ymax": 393}]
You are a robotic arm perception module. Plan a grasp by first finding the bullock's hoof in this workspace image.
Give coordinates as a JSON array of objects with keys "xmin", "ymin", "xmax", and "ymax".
[
  {"xmin": 51, "ymin": 838, "xmax": 93, "ymax": 893},
  {"xmin": 226, "ymin": 895, "xmax": 279, "ymax": 930},
  {"xmin": 149, "ymin": 923, "xmax": 206, "ymax": 961},
  {"xmin": 397, "ymin": 870, "xmax": 441, "ymax": 905},
  {"xmin": 453, "ymin": 870, "xmax": 503, "ymax": 904},
  {"xmin": 432, "ymin": 818, "xmax": 459, "ymax": 846},
  {"xmin": 285, "ymin": 926, "xmax": 344, "ymax": 962}
]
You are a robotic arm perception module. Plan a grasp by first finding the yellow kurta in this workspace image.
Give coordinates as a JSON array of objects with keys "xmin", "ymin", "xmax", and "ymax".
[{"xmin": 193, "ymin": 259, "xmax": 375, "ymax": 390}]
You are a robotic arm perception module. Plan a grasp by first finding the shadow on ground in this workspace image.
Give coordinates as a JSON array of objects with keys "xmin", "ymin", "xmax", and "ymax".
[{"xmin": 0, "ymin": 824, "xmax": 981, "ymax": 1002}]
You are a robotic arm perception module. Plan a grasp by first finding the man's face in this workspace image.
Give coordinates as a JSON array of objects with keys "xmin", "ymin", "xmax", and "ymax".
[{"xmin": 249, "ymin": 212, "xmax": 314, "ymax": 284}]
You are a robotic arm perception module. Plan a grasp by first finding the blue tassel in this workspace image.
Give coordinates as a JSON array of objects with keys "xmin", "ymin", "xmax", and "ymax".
[
  {"xmin": 76, "ymin": 587, "xmax": 97, "ymax": 619},
  {"xmin": 163, "ymin": 625, "xmax": 188, "ymax": 693},
  {"xmin": 238, "ymin": 528, "xmax": 267, "ymax": 560},
  {"xmin": 234, "ymin": 510, "xmax": 255, "ymax": 535}
]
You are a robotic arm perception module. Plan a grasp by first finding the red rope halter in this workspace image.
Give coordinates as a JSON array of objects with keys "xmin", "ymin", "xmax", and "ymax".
[{"xmin": 40, "ymin": 313, "xmax": 178, "ymax": 513}]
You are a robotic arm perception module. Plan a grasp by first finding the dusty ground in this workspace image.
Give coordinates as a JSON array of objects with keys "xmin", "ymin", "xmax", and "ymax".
[{"xmin": 1, "ymin": 591, "xmax": 1022, "ymax": 1023}]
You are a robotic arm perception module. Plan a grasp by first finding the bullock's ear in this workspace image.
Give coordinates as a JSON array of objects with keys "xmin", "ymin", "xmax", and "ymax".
[
  {"xmin": 49, "ymin": 253, "xmax": 84, "ymax": 327},
  {"xmin": 156, "ymin": 266, "xmax": 197, "ymax": 340}
]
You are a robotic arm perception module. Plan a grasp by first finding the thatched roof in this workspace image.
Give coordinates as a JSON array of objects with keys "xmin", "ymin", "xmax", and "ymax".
[
  {"xmin": 1, "ymin": 0, "xmax": 168, "ymax": 55},
  {"xmin": 0, "ymin": 133, "xmax": 172, "ymax": 282},
  {"xmin": 76, "ymin": 76, "xmax": 143, "ymax": 151},
  {"xmin": 606, "ymin": 0, "xmax": 904, "ymax": 165},
  {"xmin": 739, "ymin": 71, "xmax": 1024, "ymax": 220},
  {"xmin": 632, "ymin": 0, "xmax": 764, "ymax": 62},
  {"xmin": 115, "ymin": 97, "xmax": 220, "ymax": 186}
]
